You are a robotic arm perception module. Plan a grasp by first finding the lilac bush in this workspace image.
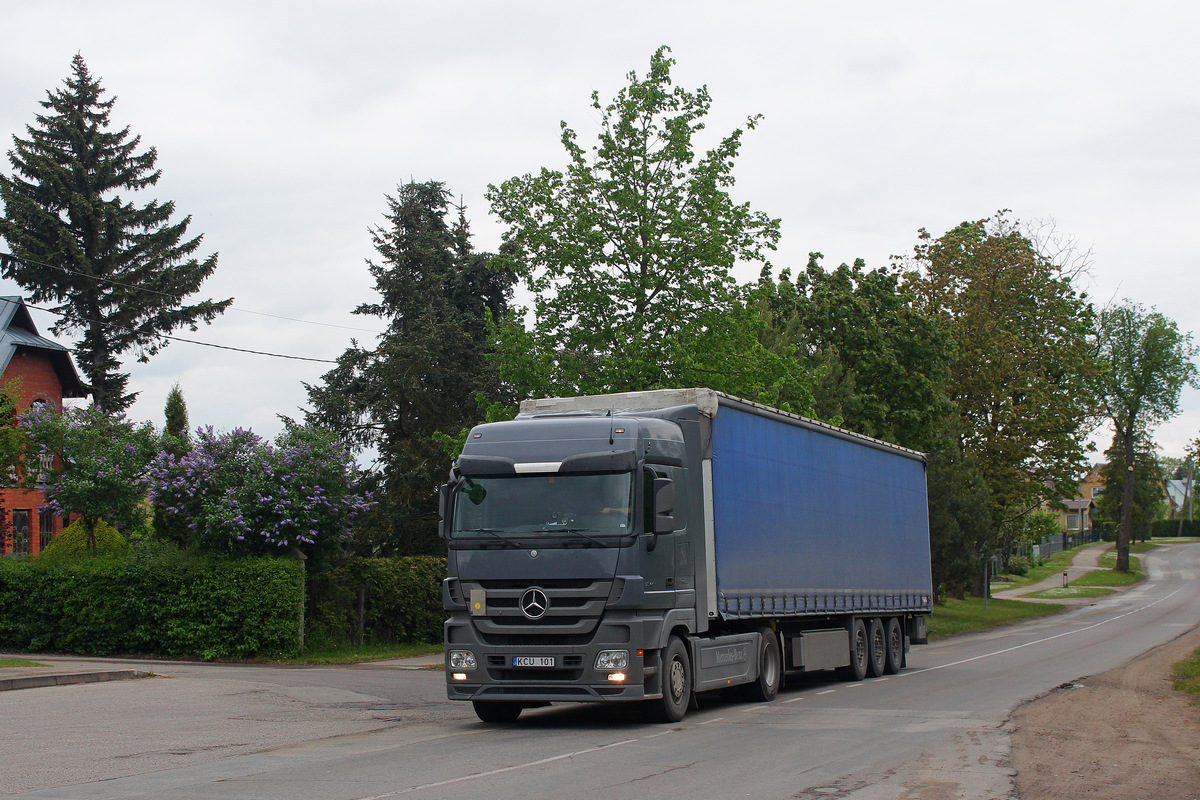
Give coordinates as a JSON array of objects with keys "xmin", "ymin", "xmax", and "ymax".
[
  {"xmin": 147, "ymin": 424, "xmax": 373, "ymax": 563},
  {"xmin": 21, "ymin": 404, "xmax": 160, "ymax": 541}
]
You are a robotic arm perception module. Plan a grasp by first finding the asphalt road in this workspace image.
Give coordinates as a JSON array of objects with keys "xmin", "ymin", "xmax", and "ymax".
[{"xmin": 4, "ymin": 543, "xmax": 1199, "ymax": 800}]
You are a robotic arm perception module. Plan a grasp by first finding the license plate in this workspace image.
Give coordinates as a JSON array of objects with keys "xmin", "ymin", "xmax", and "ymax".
[{"xmin": 512, "ymin": 656, "xmax": 555, "ymax": 667}]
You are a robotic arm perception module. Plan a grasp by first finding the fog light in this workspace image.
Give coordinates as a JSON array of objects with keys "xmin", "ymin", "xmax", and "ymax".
[
  {"xmin": 595, "ymin": 650, "xmax": 629, "ymax": 670},
  {"xmin": 448, "ymin": 650, "xmax": 477, "ymax": 670},
  {"xmin": 608, "ymin": 671, "xmax": 627, "ymax": 682},
  {"xmin": 452, "ymin": 672, "xmax": 468, "ymax": 681}
]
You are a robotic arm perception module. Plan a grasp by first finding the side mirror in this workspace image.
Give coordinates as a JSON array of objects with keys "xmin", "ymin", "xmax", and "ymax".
[
  {"xmin": 437, "ymin": 484, "xmax": 451, "ymax": 539},
  {"xmin": 652, "ymin": 477, "xmax": 675, "ymax": 535}
]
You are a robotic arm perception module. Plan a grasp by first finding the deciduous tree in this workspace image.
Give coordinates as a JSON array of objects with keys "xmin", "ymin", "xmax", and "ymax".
[
  {"xmin": 0, "ymin": 55, "xmax": 231, "ymax": 412},
  {"xmin": 487, "ymin": 46, "xmax": 807, "ymax": 407},
  {"xmin": 20, "ymin": 405, "xmax": 159, "ymax": 548},
  {"xmin": 908, "ymin": 213, "xmax": 1096, "ymax": 564},
  {"xmin": 1090, "ymin": 300, "xmax": 1198, "ymax": 569}
]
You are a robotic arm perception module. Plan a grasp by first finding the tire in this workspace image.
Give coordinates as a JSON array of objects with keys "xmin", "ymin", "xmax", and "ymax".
[
  {"xmin": 472, "ymin": 700, "xmax": 523, "ymax": 723},
  {"xmin": 648, "ymin": 636, "xmax": 691, "ymax": 723},
  {"xmin": 740, "ymin": 628, "xmax": 782, "ymax": 703},
  {"xmin": 838, "ymin": 619, "xmax": 869, "ymax": 682},
  {"xmin": 866, "ymin": 618, "xmax": 886, "ymax": 678},
  {"xmin": 884, "ymin": 617, "xmax": 904, "ymax": 675}
]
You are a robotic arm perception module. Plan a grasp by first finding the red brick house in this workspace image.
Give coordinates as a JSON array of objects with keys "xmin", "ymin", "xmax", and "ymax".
[{"xmin": 0, "ymin": 297, "xmax": 87, "ymax": 556}]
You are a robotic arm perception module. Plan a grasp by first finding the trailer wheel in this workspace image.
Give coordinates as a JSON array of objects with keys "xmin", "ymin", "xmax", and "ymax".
[
  {"xmin": 739, "ymin": 628, "xmax": 782, "ymax": 702},
  {"xmin": 838, "ymin": 619, "xmax": 869, "ymax": 682},
  {"xmin": 866, "ymin": 618, "xmax": 887, "ymax": 678},
  {"xmin": 648, "ymin": 637, "xmax": 691, "ymax": 723},
  {"xmin": 472, "ymin": 700, "xmax": 523, "ymax": 723},
  {"xmin": 884, "ymin": 618, "xmax": 904, "ymax": 675}
]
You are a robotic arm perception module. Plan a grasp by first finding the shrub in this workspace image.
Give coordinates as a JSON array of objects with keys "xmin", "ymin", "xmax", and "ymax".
[
  {"xmin": 308, "ymin": 555, "xmax": 445, "ymax": 646},
  {"xmin": 0, "ymin": 548, "xmax": 304, "ymax": 659},
  {"xmin": 39, "ymin": 518, "xmax": 128, "ymax": 559},
  {"xmin": 1006, "ymin": 555, "xmax": 1031, "ymax": 576}
]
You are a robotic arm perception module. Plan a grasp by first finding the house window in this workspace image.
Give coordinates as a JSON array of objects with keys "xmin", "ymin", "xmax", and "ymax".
[
  {"xmin": 11, "ymin": 509, "xmax": 31, "ymax": 556},
  {"xmin": 1091, "ymin": 487, "xmax": 1103, "ymax": 499},
  {"xmin": 1066, "ymin": 512, "xmax": 1081, "ymax": 531},
  {"xmin": 39, "ymin": 508, "xmax": 55, "ymax": 552}
]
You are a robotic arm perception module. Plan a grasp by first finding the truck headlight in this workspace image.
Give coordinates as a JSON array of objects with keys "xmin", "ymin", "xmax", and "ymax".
[
  {"xmin": 594, "ymin": 650, "xmax": 629, "ymax": 670},
  {"xmin": 448, "ymin": 650, "xmax": 477, "ymax": 670}
]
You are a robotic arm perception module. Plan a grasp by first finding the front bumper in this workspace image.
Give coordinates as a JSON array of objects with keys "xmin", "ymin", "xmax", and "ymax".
[{"xmin": 444, "ymin": 611, "xmax": 656, "ymax": 704}]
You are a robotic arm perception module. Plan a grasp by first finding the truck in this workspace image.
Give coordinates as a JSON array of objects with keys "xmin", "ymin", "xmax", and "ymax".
[{"xmin": 440, "ymin": 388, "xmax": 933, "ymax": 723}]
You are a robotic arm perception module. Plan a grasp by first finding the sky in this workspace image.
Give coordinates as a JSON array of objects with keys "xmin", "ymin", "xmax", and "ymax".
[{"xmin": 1, "ymin": 1, "xmax": 1198, "ymax": 465}]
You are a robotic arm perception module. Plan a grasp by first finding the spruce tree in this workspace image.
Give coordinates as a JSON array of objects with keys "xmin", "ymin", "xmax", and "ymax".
[
  {"xmin": 305, "ymin": 181, "xmax": 517, "ymax": 554},
  {"xmin": 0, "ymin": 55, "xmax": 232, "ymax": 412}
]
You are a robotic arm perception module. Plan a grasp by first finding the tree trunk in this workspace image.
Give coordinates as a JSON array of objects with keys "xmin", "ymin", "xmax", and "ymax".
[{"xmin": 1116, "ymin": 428, "xmax": 1135, "ymax": 572}]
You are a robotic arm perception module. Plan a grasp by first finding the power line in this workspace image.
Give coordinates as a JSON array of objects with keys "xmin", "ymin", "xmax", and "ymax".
[
  {"xmin": 0, "ymin": 250, "xmax": 383, "ymax": 335},
  {"xmin": 23, "ymin": 302, "xmax": 339, "ymax": 364}
]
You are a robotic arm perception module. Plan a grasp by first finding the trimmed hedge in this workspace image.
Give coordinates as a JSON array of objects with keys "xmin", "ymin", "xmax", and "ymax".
[
  {"xmin": 308, "ymin": 556, "xmax": 445, "ymax": 647},
  {"xmin": 1151, "ymin": 519, "xmax": 1200, "ymax": 538},
  {"xmin": 0, "ymin": 548, "xmax": 304, "ymax": 660}
]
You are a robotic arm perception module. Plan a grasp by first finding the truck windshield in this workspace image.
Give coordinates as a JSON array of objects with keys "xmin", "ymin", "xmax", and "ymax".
[{"xmin": 451, "ymin": 472, "xmax": 634, "ymax": 539}]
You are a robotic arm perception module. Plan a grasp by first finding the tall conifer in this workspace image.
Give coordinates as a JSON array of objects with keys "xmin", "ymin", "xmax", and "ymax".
[{"xmin": 0, "ymin": 55, "xmax": 231, "ymax": 411}]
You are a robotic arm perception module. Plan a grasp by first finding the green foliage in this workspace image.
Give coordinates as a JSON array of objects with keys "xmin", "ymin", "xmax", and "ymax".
[
  {"xmin": 908, "ymin": 213, "xmax": 1096, "ymax": 566},
  {"xmin": 0, "ymin": 549, "xmax": 304, "ymax": 659},
  {"xmin": 0, "ymin": 55, "xmax": 232, "ymax": 412},
  {"xmin": 39, "ymin": 517, "xmax": 127, "ymax": 559},
  {"xmin": 162, "ymin": 383, "xmax": 190, "ymax": 454},
  {"xmin": 21, "ymin": 404, "xmax": 160, "ymax": 543},
  {"xmin": 1151, "ymin": 519, "xmax": 1200, "ymax": 537},
  {"xmin": 1093, "ymin": 433, "xmax": 1166, "ymax": 543},
  {"xmin": 1006, "ymin": 555, "xmax": 1031, "ymax": 576},
  {"xmin": 307, "ymin": 556, "xmax": 446, "ymax": 646},
  {"xmin": 750, "ymin": 256, "xmax": 951, "ymax": 448},
  {"xmin": 487, "ymin": 46, "xmax": 807, "ymax": 406},
  {"xmin": 1090, "ymin": 299, "xmax": 1199, "ymax": 570},
  {"xmin": 306, "ymin": 181, "xmax": 516, "ymax": 556}
]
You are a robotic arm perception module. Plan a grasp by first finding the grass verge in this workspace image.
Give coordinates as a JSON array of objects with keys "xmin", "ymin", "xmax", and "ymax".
[
  {"xmin": 0, "ymin": 659, "xmax": 48, "ymax": 668},
  {"xmin": 267, "ymin": 642, "xmax": 443, "ymax": 665},
  {"xmin": 1173, "ymin": 646, "xmax": 1200, "ymax": 704},
  {"xmin": 1025, "ymin": 586, "xmax": 1115, "ymax": 600},
  {"xmin": 990, "ymin": 543, "xmax": 1092, "ymax": 592},
  {"xmin": 928, "ymin": 596, "xmax": 1063, "ymax": 640},
  {"xmin": 1072, "ymin": 568, "xmax": 1142, "ymax": 587}
]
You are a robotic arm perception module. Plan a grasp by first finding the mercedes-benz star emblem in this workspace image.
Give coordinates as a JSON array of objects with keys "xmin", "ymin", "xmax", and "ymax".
[{"xmin": 519, "ymin": 587, "xmax": 549, "ymax": 620}]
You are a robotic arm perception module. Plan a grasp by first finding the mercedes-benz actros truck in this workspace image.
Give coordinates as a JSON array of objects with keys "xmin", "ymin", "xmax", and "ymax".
[{"xmin": 440, "ymin": 389, "xmax": 933, "ymax": 723}]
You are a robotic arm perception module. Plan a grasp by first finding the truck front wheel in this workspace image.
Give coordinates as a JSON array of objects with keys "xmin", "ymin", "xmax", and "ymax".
[
  {"xmin": 649, "ymin": 637, "xmax": 692, "ymax": 723},
  {"xmin": 472, "ymin": 700, "xmax": 523, "ymax": 724}
]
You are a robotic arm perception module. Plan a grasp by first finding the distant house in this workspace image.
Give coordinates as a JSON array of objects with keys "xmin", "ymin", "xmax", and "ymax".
[
  {"xmin": 0, "ymin": 297, "xmax": 87, "ymax": 556},
  {"xmin": 1056, "ymin": 463, "xmax": 1105, "ymax": 536}
]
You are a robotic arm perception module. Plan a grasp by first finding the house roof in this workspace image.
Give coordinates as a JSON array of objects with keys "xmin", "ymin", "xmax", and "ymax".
[{"xmin": 0, "ymin": 297, "xmax": 87, "ymax": 398}]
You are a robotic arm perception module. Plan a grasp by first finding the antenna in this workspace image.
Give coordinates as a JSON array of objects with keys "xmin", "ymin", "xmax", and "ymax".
[{"xmin": 608, "ymin": 408, "xmax": 615, "ymax": 445}]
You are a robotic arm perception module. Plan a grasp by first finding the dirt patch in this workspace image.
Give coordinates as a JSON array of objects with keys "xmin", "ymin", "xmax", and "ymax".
[{"xmin": 1010, "ymin": 624, "xmax": 1200, "ymax": 799}]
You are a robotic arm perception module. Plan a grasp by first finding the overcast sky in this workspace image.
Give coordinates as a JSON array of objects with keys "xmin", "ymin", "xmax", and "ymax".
[{"xmin": 2, "ymin": 1, "xmax": 1198, "ymax": 464}]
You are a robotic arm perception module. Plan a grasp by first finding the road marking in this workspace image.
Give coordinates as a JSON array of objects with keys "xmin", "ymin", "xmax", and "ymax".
[
  {"xmin": 697, "ymin": 716, "xmax": 725, "ymax": 725},
  {"xmin": 356, "ymin": 733, "xmax": 664, "ymax": 798},
  {"xmin": 816, "ymin": 689, "xmax": 837, "ymax": 695},
  {"xmin": 782, "ymin": 696, "xmax": 805, "ymax": 703},
  {"xmin": 905, "ymin": 588, "xmax": 1184, "ymax": 677}
]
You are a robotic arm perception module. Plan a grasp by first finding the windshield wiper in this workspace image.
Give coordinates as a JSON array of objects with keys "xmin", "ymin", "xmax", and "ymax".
[
  {"xmin": 456, "ymin": 528, "xmax": 522, "ymax": 548},
  {"xmin": 530, "ymin": 527, "xmax": 609, "ymax": 546}
]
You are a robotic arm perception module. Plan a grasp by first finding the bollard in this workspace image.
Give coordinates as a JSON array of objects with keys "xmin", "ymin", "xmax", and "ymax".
[{"xmin": 1062, "ymin": 570, "xmax": 1069, "ymax": 588}]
